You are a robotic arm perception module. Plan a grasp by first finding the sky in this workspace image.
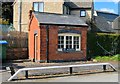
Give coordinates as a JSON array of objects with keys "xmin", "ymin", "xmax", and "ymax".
[{"xmin": 94, "ymin": 0, "xmax": 119, "ymax": 14}]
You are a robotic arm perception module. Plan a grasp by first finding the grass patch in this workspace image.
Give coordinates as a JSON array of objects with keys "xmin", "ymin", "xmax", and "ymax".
[{"xmin": 93, "ymin": 54, "xmax": 120, "ymax": 62}]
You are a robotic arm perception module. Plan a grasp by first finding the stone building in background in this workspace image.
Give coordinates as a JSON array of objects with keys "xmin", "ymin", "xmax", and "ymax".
[{"xmin": 13, "ymin": 0, "xmax": 93, "ymax": 32}]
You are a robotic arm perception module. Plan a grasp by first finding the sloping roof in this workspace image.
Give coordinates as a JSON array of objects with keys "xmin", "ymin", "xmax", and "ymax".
[
  {"xmin": 0, "ymin": 0, "xmax": 14, "ymax": 2},
  {"xmin": 96, "ymin": 10, "xmax": 119, "ymax": 22},
  {"xmin": 113, "ymin": 16, "xmax": 120, "ymax": 30},
  {"xmin": 34, "ymin": 12, "xmax": 88, "ymax": 26},
  {"xmin": 94, "ymin": 16, "xmax": 113, "ymax": 32},
  {"xmin": 64, "ymin": 0, "xmax": 93, "ymax": 9}
]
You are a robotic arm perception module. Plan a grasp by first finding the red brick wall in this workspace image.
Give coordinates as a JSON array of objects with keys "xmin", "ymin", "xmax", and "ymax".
[
  {"xmin": 29, "ymin": 14, "xmax": 88, "ymax": 62},
  {"xmin": 40, "ymin": 25, "xmax": 47, "ymax": 60},
  {"xmin": 40, "ymin": 25, "xmax": 87, "ymax": 61},
  {"xmin": 6, "ymin": 48, "xmax": 28, "ymax": 60},
  {"xmin": 29, "ymin": 14, "xmax": 41, "ymax": 61}
]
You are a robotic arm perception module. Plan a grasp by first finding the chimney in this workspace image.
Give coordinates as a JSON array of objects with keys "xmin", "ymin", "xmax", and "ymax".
[
  {"xmin": 29, "ymin": 10, "xmax": 33, "ymax": 19},
  {"xmin": 28, "ymin": 10, "xmax": 34, "ymax": 31}
]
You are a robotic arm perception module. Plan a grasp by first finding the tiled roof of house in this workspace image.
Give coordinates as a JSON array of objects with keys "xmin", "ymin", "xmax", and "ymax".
[
  {"xmin": 34, "ymin": 12, "xmax": 88, "ymax": 26},
  {"xmin": 64, "ymin": 0, "xmax": 93, "ymax": 9},
  {"xmin": 96, "ymin": 10, "xmax": 119, "ymax": 22},
  {"xmin": 113, "ymin": 16, "xmax": 120, "ymax": 30},
  {"xmin": 94, "ymin": 16, "xmax": 114, "ymax": 32},
  {"xmin": 1, "ymin": 0, "xmax": 14, "ymax": 2}
]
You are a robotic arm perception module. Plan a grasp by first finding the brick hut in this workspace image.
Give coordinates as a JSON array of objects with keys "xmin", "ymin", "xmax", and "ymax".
[{"xmin": 28, "ymin": 11, "xmax": 88, "ymax": 62}]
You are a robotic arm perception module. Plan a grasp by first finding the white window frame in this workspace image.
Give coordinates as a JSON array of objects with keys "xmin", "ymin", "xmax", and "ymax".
[
  {"xmin": 58, "ymin": 33, "xmax": 81, "ymax": 52},
  {"xmin": 33, "ymin": 2, "xmax": 44, "ymax": 12}
]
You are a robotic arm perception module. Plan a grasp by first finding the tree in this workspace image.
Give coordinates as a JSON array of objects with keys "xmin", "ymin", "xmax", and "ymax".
[{"xmin": 0, "ymin": 1, "xmax": 13, "ymax": 24}]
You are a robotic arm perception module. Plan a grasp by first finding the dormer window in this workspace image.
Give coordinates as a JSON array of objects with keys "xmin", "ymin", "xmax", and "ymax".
[
  {"xmin": 63, "ymin": 5, "xmax": 70, "ymax": 15},
  {"xmin": 80, "ymin": 10, "xmax": 86, "ymax": 17},
  {"xmin": 33, "ymin": 2, "xmax": 44, "ymax": 12}
]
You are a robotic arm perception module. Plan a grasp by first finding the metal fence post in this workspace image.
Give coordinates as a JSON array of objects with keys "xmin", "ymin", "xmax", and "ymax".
[
  {"xmin": 70, "ymin": 67, "xmax": 72, "ymax": 74},
  {"xmin": 103, "ymin": 65, "xmax": 106, "ymax": 71},
  {"xmin": 9, "ymin": 67, "xmax": 15, "ymax": 76},
  {"xmin": 25, "ymin": 70, "xmax": 28, "ymax": 79}
]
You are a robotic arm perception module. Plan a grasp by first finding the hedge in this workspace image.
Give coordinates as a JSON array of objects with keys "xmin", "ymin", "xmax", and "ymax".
[
  {"xmin": 87, "ymin": 32, "xmax": 120, "ymax": 59},
  {"xmin": 93, "ymin": 54, "xmax": 120, "ymax": 62}
]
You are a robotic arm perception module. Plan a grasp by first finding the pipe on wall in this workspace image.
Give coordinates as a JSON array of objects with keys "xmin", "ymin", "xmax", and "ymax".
[{"xmin": 46, "ymin": 25, "xmax": 49, "ymax": 63}]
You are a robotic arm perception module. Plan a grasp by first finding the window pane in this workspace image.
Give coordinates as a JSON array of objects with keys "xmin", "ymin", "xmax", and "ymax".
[
  {"xmin": 76, "ymin": 36, "xmax": 79, "ymax": 40},
  {"xmin": 61, "ymin": 40, "xmax": 64, "ymax": 44},
  {"xmin": 63, "ymin": 5, "xmax": 70, "ymax": 15},
  {"xmin": 67, "ymin": 7, "xmax": 70, "ymax": 14},
  {"xmin": 63, "ymin": 5, "xmax": 67, "ymax": 14},
  {"xmin": 61, "ymin": 45, "xmax": 64, "ymax": 48},
  {"xmin": 66, "ymin": 36, "xmax": 72, "ymax": 50},
  {"xmin": 58, "ymin": 34, "xmax": 80, "ymax": 51},
  {"xmin": 61, "ymin": 36, "xmax": 64, "ymax": 40},
  {"xmin": 39, "ymin": 2, "xmax": 44, "ymax": 12},
  {"xmin": 66, "ymin": 36, "xmax": 68, "ymax": 40},
  {"xmin": 74, "ymin": 40, "xmax": 76, "ymax": 43},
  {"xmin": 58, "ymin": 36, "xmax": 64, "ymax": 50},
  {"xmin": 80, "ymin": 10, "xmax": 86, "ymax": 17},
  {"xmin": 33, "ymin": 2, "xmax": 39, "ymax": 11},
  {"xmin": 58, "ymin": 36, "xmax": 60, "ymax": 40},
  {"xmin": 66, "ymin": 41, "xmax": 68, "ymax": 44},
  {"xmin": 74, "ymin": 36, "xmax": 80, "ymax": 50},
  {"xmin": 58, "ymin": 45, "xmax": 60, "ymax": 49}
]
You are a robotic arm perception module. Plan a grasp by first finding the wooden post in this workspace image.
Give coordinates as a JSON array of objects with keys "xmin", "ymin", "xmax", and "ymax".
[
  {"xmin": 103, "ymin": 65, "xmax": 106, "ymax": 71},
  {"xmin": 25, "ymin": 70, "xmax": 28, "ymax": 79},
  {"xmin": 70, "ymin": 67, "xmax": 72, "ymax": 74}
]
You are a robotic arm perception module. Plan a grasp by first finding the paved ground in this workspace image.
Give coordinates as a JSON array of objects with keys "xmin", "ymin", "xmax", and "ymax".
[
  {"xmin": 14, "ymin": 72, "xmax": 118, "ymax": 82},
  {"xmin": 0, "ymin": 60, "xmax": 119, "ymax": 82}
]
